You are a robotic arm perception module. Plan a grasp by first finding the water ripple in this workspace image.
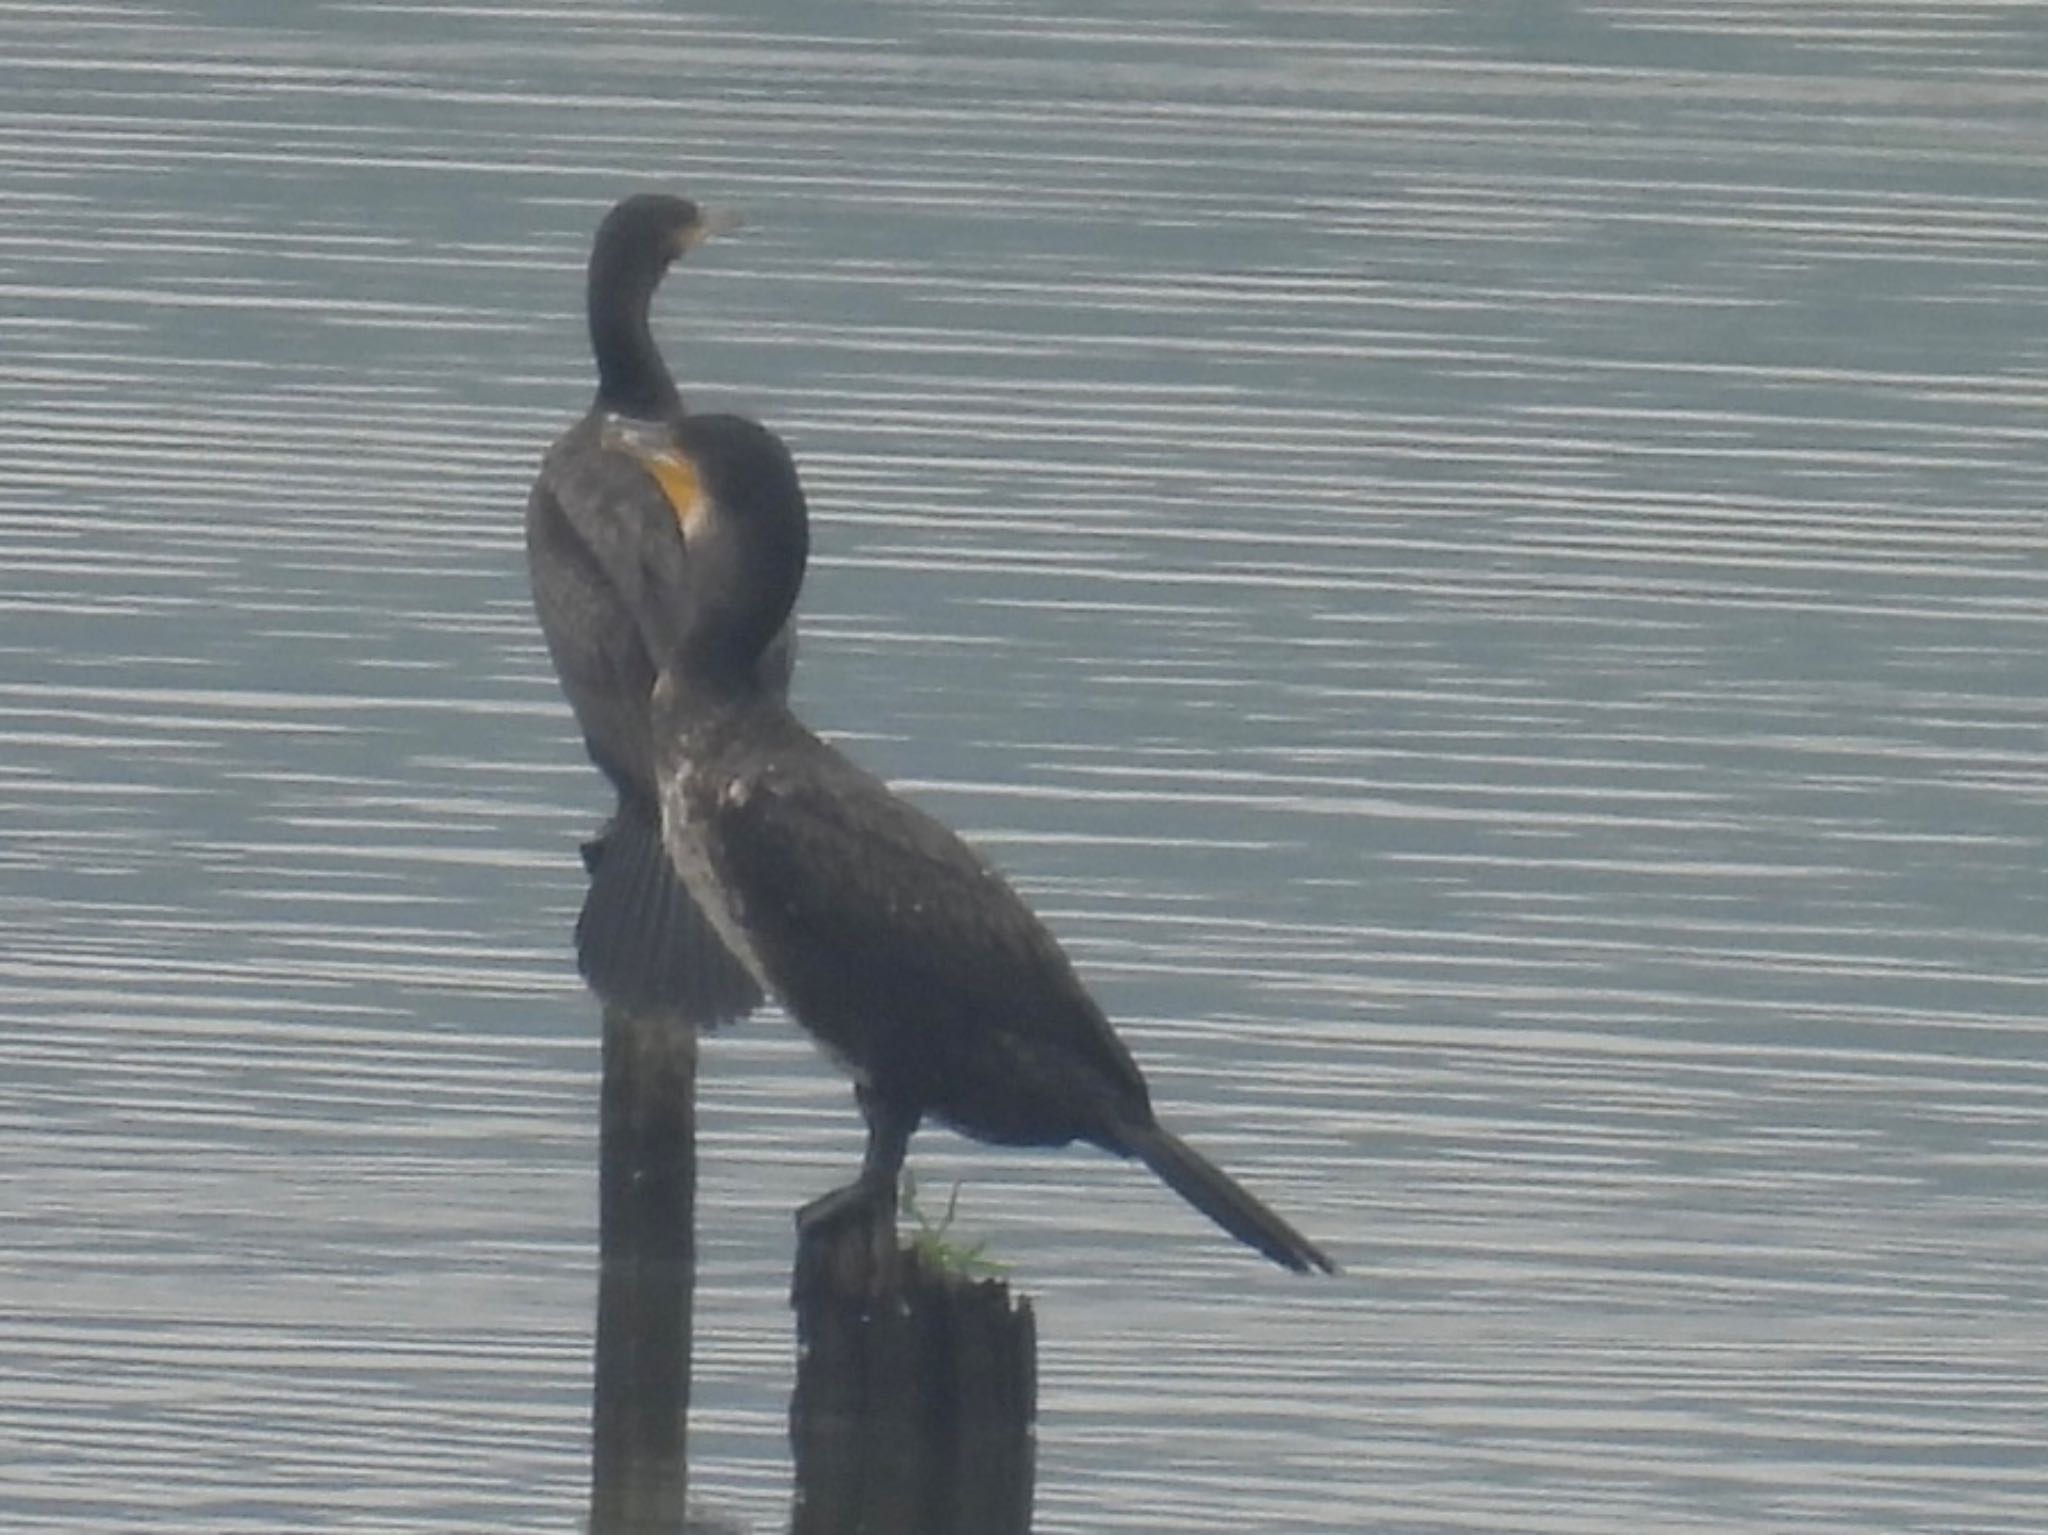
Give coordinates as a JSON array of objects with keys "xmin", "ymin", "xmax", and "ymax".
[{"xmin": 2, "ymin": 2, "xmax": 2044, "ymax": 1532}]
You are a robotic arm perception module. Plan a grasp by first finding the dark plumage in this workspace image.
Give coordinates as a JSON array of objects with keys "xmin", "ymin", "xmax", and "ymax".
[
  {"xmin": 526, "ymin": 192, "xmax": 788, "ymax": 1024},
  {"xmin": 603, "ymin": 413, "xmax": 1335, "ymax": 1275}
]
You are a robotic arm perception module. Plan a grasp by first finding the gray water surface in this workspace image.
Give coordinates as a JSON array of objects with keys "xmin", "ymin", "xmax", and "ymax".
[{"xmin": 3, "ymin": 4, "xmax": 2045, "ymax": 1531}]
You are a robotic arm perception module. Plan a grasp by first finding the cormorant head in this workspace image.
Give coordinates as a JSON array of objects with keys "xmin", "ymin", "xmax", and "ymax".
[
  {"xmin": 607, "ymin": 413, "xmax": 809, "ymax": 690},
  {"xmin": 586, "ymin": 192, "xmax": 738, "ymax": 418}
]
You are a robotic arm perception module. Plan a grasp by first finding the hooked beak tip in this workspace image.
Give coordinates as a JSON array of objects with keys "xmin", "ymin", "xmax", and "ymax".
[{"xmin": 678, "ymin": 205, "xmax": 743, "ymax": 254}]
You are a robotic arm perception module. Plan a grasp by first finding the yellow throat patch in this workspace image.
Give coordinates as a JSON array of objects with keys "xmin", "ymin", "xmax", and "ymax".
[
  {"xmin": 602, "ymin": 417, "xmax": 709, "ymax": 539},
  {"xmin": 640, "ymin": 449, "xmax": 708, "ymax": 537}
]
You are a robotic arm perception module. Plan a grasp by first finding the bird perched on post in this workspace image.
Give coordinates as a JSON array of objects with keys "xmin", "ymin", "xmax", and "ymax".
[
  {"xmin": 592, "ymin": 410, "xmax": 1334, "ymax": 1274},
  {"xmin": 526, "ymin": 192, "xmax": 789, "ymax": 1025}
]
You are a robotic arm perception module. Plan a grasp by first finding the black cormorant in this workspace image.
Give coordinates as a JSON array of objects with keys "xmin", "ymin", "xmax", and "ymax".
[
  {"xmin": 599, "ymin": 415, "xmax": 1335, "ymax": 1275},
  {"xmin": 526, "ymin": 192, "xmax": 789, "ymax": 1024}
]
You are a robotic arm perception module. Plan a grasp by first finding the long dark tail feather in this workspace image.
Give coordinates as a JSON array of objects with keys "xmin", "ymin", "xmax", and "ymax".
[
  {"xmin": 575, "ymin": 801, "xmax": 764, "ymax": 1028},
  {"xmin": 1126, "ymin": 1123, "xmax": 1336, "ymax": 1275}
]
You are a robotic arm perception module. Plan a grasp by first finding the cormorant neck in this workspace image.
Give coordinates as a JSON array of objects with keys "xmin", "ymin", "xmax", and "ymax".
[
  {"xmin": 652, "ymin": 663, "xmax": 782, "ymax": 742},
  {"xmin": 676, "ymin": 584, "xmax": 797, "ymax": 695},
  {"xmin": 660, "ymin": 414, "xmax": 809, "ymax": 690},
  {"xmin": 588, "ymin": 255, "xmax": 681, "ymax": 419}
]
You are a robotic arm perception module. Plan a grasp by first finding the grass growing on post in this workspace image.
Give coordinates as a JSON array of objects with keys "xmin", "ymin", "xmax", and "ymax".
[{"xmin": 900, "ymin": 1170, "xmax": 1009, "ymax": 1279}]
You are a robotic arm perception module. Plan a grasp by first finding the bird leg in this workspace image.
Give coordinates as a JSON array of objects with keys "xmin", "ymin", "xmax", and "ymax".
[{"xmin": 795, "ymin": 1086, "xmax": 916, "ymax": 1242}]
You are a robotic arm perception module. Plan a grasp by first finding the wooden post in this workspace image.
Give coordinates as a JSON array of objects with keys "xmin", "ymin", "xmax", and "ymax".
[
  {"xmin": 588, "ymin": 1003, "xmax": 698, "ymax": 1533},
  {"xmin": 788, "ymin": 1216, "xmax": 1037, "ymax": 1534}
]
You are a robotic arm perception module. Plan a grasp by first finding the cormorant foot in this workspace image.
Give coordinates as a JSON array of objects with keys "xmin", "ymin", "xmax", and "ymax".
[
  {"xmin": 795, "ymin": 1175, "xmax": 902, "ymax": 1288},
  {"xmin": 795, "ymin": 1175, "xmax": 897, "ymax": 1238}
]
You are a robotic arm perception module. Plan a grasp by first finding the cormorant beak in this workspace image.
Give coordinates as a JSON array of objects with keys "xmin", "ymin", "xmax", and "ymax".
[{"xmin": 673, "ymin": 206, "xmax": 742, "ymax": 257}]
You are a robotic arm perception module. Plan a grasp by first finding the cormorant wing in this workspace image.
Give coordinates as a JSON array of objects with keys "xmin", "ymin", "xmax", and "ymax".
[
  {"xmin": 526, "ymin": 412, "xmax": 690, "ymax": 794},
  {"xmin": 699, "ymin": 719, "xmax": 1155, "ymax": 1135}
]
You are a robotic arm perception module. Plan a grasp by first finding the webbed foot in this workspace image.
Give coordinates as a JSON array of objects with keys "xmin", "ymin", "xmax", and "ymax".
[{"xmin": 796, "ymin": 1171, "xmax": 898, "ymax": 1239}]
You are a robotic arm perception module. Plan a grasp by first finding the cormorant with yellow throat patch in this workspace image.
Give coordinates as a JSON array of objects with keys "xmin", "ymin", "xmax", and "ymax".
[{"xmin": 526, "ymin": 192, "xmax": 789, "ymax": 1025}]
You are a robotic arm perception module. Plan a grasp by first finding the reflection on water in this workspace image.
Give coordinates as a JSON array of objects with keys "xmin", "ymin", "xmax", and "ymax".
[{"xmin": 2, "ymin": 2, "xmax": 2045, "ymax": 1532}]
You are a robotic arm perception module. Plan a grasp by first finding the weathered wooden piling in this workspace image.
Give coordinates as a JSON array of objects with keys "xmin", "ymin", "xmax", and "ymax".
[
  {"xmin": 579, "ymin": 1003, "xmax": 1039, "ymax": 1534},
  {"xmin": 789, "ymin": 1213, "xmax": 1037, "ymax": 1535},
  {"xmin": 588, "ymin": 1003, "xmax": 699, "ymax": 1533}
]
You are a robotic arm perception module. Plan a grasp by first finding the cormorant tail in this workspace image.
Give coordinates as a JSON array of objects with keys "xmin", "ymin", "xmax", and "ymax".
[
  {"xmin": 1125, "ymin": 1123, "xmax": 1336, "ymax": 1275},
  {"xmin": 575, "ymin": 801, "xmax": 763, "ymax": 1028}
]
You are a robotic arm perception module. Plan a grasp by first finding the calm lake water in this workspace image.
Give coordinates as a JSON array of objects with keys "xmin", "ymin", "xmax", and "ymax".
[{"xmin": 3, "ymin": 3, "xmax": 2045, "ymax": 1531}]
